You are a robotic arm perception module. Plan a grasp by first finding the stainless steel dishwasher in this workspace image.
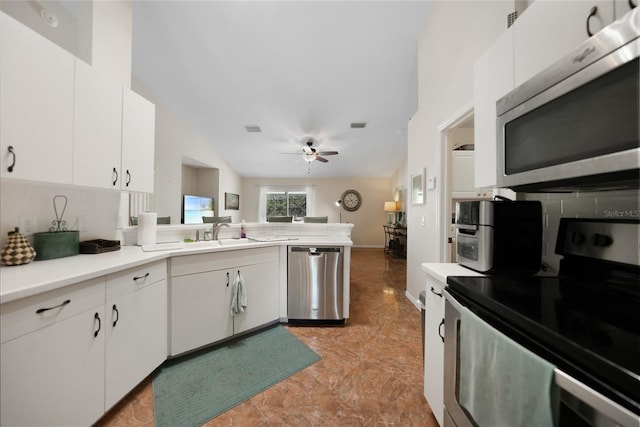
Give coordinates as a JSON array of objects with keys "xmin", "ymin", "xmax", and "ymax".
[{"xmin": 287, "ymin": 246, "xmax": 344, "ymax": 323}]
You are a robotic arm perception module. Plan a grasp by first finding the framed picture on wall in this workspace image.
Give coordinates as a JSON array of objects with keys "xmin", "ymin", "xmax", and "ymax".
[
  {"xmin": 411, "ymin": 169, "xmax": 425, "ymax": 205},
  {"xmin": 225, "ymin": 192, "xmax": 239, "ymax": 210}
]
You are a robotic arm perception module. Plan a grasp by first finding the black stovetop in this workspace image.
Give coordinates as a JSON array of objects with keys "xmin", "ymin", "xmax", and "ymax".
[{"xmin": 446, "ymin": 272, "xmax": 640, "ymax": 415}]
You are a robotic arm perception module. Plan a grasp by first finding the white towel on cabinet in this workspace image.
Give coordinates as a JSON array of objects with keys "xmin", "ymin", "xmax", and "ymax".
[{"xmin": 230, "ymin": 272, "xmax": 247, "ymax": 315}]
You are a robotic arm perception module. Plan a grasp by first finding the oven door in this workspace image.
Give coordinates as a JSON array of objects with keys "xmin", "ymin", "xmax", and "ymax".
[
  {"xmin": 443, "ymin": 290, "xmax": 640, "ymax": 427},
  {"xmin": 455, "ymin": 225, "xmax": 493, "ymax": 273}
]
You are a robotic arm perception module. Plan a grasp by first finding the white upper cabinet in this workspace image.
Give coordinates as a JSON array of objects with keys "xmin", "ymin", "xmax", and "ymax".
[
  {"xmin": 451, "ymin": 151, "xmax": 492, "ymax": 199},
  {"xmin": 121, "ymin": 89, "xmax": 156, "ymax": 193},
  {"xmin": 0, "ymin": 12, "xmax": 74, "ymax": 184},
  {"xmin": 1, "ymin": 11, "xmax": 156, "ymax": 193},
  {"xmin": 513, "ymin": 1, "xmax": 615, "ymax": 87},
  {"xmin": 74, "ymin": 60, "xmax": 156, "ymax": 192},
  {"xmin": 73, "ymin": 59, "xmax": 124, "ymax": 189},
  {"xmin": 473, "ymin": 29, "xmax": 514, "ymax": 188}
]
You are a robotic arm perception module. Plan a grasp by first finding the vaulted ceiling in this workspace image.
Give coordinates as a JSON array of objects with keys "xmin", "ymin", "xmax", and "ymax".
[{"xmin": 131, "ymin": 1, "xmax": 430, "ymax": 178}]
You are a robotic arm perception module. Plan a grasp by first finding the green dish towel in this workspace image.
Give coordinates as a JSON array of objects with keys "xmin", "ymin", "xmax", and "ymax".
[
  {"xmin": 230, "ymin": 272, "xmax": 247, "ymax": 315},
  {"xmin": 459, "ymin": 306, "xmax": 559, "ymax": 427}
]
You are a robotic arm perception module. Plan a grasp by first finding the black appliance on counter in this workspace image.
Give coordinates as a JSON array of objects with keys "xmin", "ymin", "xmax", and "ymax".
[
  {"xmin": 445, "ymin": 218, "xmax": 639, "ymax": 426},
  {"xmin": 455, "ymin": 199, "xmax": 542, "ymax": 274}
]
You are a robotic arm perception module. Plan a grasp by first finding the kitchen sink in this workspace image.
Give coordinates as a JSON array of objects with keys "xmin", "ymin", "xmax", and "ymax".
[
  {"xmin": 218, "ymin": 238, "xmax": 254, "ymax": 246},
  {"xmin": 183, "ymin": 240, "xmax": 221, "ymax": 248}
]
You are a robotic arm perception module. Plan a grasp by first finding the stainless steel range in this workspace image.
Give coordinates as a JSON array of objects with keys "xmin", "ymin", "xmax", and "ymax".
[{"xmin": 444, "ymin": 218, "xmax": 639, "ymax": 426}]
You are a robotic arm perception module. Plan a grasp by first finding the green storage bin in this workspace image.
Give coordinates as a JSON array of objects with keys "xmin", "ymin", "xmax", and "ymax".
[{"xmin": 34, "ymin": 231, "xmax": 79, "ymax": 260}]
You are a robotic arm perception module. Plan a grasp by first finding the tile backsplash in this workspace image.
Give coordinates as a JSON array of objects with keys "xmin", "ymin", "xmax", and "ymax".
[
  {"xmin": 0, "ymin": 181, "xmax": 128, "ymax": 249},
  {"xmin": 525, "ymin": 189, "xmax": 639, "ymax": 272}
]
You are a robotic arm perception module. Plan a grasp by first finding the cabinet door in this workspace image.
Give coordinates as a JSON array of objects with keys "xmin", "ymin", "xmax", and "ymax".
[
  {"xmin": 0, "ymin": 308, "xmax": 106, "ymax": 426},
  {"xmin": 424, "ymin": 277, "xmax": 445, "ymax": 427},
  {"xmin": 0, "ymin": 12, "xmax": 74, "ymax": 184},
  {"xmin": 232, "ymin": 261, "xmax": 279, "ymax": 334},
  {"xmin": 614, "ymin": 0, "xmax": 635, "ymax": 19},
  {"xmin": 121, "ymin": 89, "xmax": 155, "ymax": 193},
  {"xmin": 513, "ymin": 1, "xmax": 614, "ymax": 86},
  {"xmin": 473, "ymin": 29, "xmax": 513, "ymax": 188},
  {"xmin": 106, "ymin": 278, "xmax": 167, "ymax": 408},
  {"xmin": 451, "ymin": 151, "xmax": 492, "ymax": 198},
  {"xmin": 73, "ymin": 59, "xmax": 124, "ymax": 189},
  {"xmin": 170, "ymin": 269, "xmax": 233, "ymax": 356}
]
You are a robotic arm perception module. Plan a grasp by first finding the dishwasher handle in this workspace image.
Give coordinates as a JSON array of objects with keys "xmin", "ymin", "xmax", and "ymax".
[{"xmin": 289, "ymin": 246, "xmax": 342, "ymax": 254}]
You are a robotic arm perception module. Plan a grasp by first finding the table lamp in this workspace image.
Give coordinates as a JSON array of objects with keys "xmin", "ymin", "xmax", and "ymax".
[{"xmin": 384, "ymin": 201, "xmax": 397, "ymax": 225}]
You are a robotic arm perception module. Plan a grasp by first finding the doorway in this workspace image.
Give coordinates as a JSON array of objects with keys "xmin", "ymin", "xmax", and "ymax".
[{"xmin": 437, "ymin": 104, "xmax": 475, "ymax": 263}]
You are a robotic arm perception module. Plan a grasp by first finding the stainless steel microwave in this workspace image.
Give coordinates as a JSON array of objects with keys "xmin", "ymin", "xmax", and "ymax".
[{"xmin": 496, "ymin": 8, "xmax": 639, "ymax": 193}]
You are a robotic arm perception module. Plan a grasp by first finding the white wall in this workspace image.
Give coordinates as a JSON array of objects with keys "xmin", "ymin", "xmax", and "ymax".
[
  {"xmin": 132, "ymin": 78, "xmax": 243, "ymax": 225},
  {"xmin": 0, "ymin": 181, "xmax": 125, "ymax": 248},
  {"xmin": 406, "ymin": 1, "xmax": 515, "ymax": 304},
  {"xmin": 242, "ymin": 177, "xmax": 394, "ymax": 247}
]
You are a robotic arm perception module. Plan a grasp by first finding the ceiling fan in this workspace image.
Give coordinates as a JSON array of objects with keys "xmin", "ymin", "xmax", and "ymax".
[{"xmin": 285, "ymin": 138, "xmax": 339, "ymax": 163}]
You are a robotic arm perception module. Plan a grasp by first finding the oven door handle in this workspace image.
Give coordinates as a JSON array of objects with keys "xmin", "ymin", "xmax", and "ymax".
[
  {"xmin": 554, "ymin": 369, "xmax": 639, "ymax": 427},
  {"xmin": 455, "ymin": 224, "xmax": 478, "ymax": 231}
]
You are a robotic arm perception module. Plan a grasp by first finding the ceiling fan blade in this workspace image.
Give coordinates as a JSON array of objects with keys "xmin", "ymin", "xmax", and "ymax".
[
  {"xmin": 316, "ymin": 151, "xmax": 338, "ymax": 156},
  {"xmin": 315, "ymin": 156, "xmax": 329, "ymax": 163}
]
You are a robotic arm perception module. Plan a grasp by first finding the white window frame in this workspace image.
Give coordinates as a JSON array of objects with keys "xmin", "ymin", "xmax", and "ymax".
[{"xmin": 258, "ymin": 185, "xmax": 314, "ymax": 223}]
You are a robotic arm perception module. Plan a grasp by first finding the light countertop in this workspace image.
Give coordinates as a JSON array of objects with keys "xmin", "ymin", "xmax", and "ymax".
[
  {"xmin": 1, "ymin": 237, "xmax": 352, "ymax": 304},
  {"xmin": 420, "ymin": 262, "xmax": 484, "ymax": 283}
]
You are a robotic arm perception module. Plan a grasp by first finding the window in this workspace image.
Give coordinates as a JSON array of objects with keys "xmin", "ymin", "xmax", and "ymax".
[
  {"xmin": 259, "ymin": 185, "xmax": 314, "ymax": 222},
  {"xmin": 266, "ymin": 191, "xmax": 307, "ymax": 221}
]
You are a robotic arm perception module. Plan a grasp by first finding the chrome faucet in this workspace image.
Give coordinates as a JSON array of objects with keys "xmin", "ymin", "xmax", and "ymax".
[{"xmin": 213, "ymin": 222, "xmax": 230, "ymax": 240}]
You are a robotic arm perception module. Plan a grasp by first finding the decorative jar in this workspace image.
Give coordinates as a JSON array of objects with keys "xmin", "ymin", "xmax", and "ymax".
[{"xmin": 1, "ymin": 227, "xmax": 36, "ymax": 266}]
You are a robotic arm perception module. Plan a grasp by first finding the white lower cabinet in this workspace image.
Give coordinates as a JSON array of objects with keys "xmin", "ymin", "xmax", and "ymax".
[
  {"xmin": 0, "ymin": 260, "xmax": 167, "ymax": 426},
  {"xmin": 423, "ymin": 273, "xmax": 446, "ymax": 427},
  {"xmin": 105, "ymin": 261, "xmax": 167, "ymax": 409},
  {"xmin": 170, "ymin": 269, "xmax": 234, "ymax": 355},
  {"xmin": 422, "ymin": 264, "xmax": 483, "ymax": 427},
  {"xmin": 170, "ymin": 247, "xmax": 280, "ymax": 356},
  {"xmin": 0, "ymin": 278, "xmax": 106, "ymax": 427},
  {"xmin": 231, "ymin": 261, "xmax": 279, "ymax": 334}
]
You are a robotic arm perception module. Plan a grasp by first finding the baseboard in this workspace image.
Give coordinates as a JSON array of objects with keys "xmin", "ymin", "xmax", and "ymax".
[{"xmin": 405, "ymin": 290, "xmax": 422, "ymax": 311}]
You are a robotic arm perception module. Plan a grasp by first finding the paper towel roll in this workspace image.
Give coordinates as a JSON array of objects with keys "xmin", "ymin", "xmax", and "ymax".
[{"xmin": 137, "ymin": 212, "xmax": 157, "ymax": 246}]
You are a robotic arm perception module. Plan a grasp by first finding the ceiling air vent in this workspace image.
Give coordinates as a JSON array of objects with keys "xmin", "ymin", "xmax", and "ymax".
[
  {"xmin": 244, "ymin": 125, "xmax": 261, "ymax": 133},
  {"xmin": 350, "ymin": 122, "xmax": 367, "ymax": 129}
]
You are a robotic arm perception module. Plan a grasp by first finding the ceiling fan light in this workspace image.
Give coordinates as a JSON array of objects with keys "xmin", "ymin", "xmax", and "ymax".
[{"xmin": 303, "ymin": 155, "xmax": 315, "ymax": 163}]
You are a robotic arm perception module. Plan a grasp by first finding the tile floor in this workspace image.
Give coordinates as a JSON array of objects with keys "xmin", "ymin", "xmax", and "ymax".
[{"xmin": 96, "ymin": 248, "xmax": 439, "ymax": 426}]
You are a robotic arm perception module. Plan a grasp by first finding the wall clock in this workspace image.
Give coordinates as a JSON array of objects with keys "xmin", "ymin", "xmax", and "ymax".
[{"xmin": 340, "ymin": 189, "xmax": 362, "ymax": 212}]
